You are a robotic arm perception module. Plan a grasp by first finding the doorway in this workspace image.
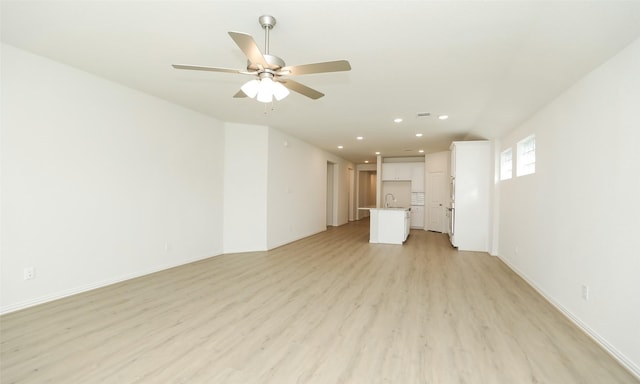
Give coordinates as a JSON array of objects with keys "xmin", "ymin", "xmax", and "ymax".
[
  {"xmin": 348, "ymin": 167, "xmax": 355, "ymax": 221},
  {"xmin": 356, "ymin": 169, "xmax": 377, "ymax": 220},
  {"xmin": 326, "ymin": 162, "xmax": 337, "ymax": 226}
]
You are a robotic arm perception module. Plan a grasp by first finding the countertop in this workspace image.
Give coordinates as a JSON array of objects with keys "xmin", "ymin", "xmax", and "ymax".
[{"xmin": 366, "ymin": 207, "xmax": 411, "ymax": 211}]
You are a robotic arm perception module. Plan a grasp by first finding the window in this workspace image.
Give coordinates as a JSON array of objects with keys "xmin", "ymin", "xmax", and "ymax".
[
  {"xmin": 517, "ymin": 134, "xmax": 536, "ymax": 176},
  {"xmin": 500, "ymin": 148, "xmax": 513, "ymax": 180}
]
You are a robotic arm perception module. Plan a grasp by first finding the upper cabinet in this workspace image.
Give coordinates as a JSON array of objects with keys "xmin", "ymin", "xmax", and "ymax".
[
  {"xmin": 382, "ymin": 163, "xmax": 412, "ymax": 181},
  {"xmin": 382, "ymin": 161, "xmax": 425, "ymax": 192}
]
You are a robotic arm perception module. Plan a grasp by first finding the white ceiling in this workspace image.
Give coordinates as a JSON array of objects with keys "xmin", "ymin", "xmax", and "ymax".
[{"xmin": 3, "ymin": 1, "xmax": 640, "ymax": 163}]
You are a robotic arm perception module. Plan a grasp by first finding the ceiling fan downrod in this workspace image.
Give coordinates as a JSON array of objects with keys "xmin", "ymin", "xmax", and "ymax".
[{"xmin": 259, "ymin": 15, "xmax": 276, "ymax": 55}]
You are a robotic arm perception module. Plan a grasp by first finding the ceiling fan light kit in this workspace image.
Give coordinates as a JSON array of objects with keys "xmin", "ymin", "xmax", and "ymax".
[
  {"xmin": 241, "ymin": 72, "xmax": 291, "ymax": 103},
  {"xmin": 253, "ymin": 76, "xmax": 289, "ymax": 103},
  {"xmin": 172, "ymin": 15, "xmax": 351, "ymax": 104}
]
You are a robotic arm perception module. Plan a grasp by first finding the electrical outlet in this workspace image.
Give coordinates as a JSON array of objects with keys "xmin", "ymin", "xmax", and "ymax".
[
  {"xmin": 581, "ymin": 285, "xmax": 590, "ymax": 301},
  {"xmin": 514, "ymin": 246, "xmax": 519, "ymax": 256},
  {"xmin": 24, "ymin": 267, "xmax": 35, "ymax": 280}
]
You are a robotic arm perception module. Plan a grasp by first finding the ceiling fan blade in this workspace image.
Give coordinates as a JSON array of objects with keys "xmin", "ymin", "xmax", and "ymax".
[
  {"xmin": 233, "ymin": 90, "xmax": 247, "ymax": 98},
  {"xmin": 172, "ymin": 64, "xmax": 243, "ymax": 74},
  {"xmin": 279, "ymin": 79, "xmax": 324, "ymax": 100},
  {"xmin": 279, "ymin": 60, "xmax": 351, "ymax": 76},
  {"xmin": 228, "ymin": 31, "xmax": 268, "ymax": 68}
]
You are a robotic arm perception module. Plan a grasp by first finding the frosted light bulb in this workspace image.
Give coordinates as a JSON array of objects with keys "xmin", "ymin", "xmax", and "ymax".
[
  {"xmin": 240, "ymin": 79, "xmax": 259, "ymax": 98},
  {"xmin": 256, "ymin": 77, "xmax": 274, "ymax": 103},
  {"xmin": 272, "ymin": 81, "xmax": 290, "ymax": 101}
]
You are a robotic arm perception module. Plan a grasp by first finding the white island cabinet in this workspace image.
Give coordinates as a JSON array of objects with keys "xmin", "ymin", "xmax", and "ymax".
[{"xmin": 369, "ymin": 208, "xmax": 411, "ymax": 244}]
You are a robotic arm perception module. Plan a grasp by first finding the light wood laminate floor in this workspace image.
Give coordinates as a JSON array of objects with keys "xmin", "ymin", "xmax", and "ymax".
[{"xmin": 1, "ymin": 220, "xmax": 637, "ymax": 383}]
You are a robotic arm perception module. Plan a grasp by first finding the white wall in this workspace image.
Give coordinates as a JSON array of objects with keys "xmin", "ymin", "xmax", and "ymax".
[
  {"xmin": 266, "ymin": 128, "xmax": 351, "ymax": 250},
  {"xmin": 1, "ymin": 44, "xmax": 225, "ymax": 313},
  {"xmin": 381, "ymin": 181, "xmax": 410, "ymax": 207},
  {"xmin": 223, "ymin": 123, "xmax": 268, "ymax": 252},
  {"xmin": 0, "ymin": 43, "xmax": 355, "ymax": 313},
  {"xmin": 425, "ymin": 151, "xmax": 449, "ymax": 174},
  {"xmin": 498, "ymin": 37, "xmax": 640, "ymax": 375}
]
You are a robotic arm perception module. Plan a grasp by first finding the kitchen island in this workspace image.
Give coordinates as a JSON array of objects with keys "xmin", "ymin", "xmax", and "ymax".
[{"xmin": 368, "ymin": 207, "xmax": 411, "ymax": 244}]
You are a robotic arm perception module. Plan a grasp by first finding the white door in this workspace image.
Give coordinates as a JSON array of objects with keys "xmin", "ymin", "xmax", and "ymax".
[{"xmin": 426, "ymin": 171, "xmax": 446, "ymax": 232}]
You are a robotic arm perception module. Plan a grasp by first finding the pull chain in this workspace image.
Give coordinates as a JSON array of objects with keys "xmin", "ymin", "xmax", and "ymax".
[{"xmin": 262, "ymin": 101, "xmax": 276, "ymax": 115}]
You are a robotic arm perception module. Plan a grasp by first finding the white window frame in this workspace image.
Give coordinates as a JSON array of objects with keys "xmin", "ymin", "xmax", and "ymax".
[
  {"xmin": 517, "ymin": 134, "xmax": 536, "ymax": 177},
  {"xmin": 500, "ymin": 148, "xmax": 513, "ymax": 181}
]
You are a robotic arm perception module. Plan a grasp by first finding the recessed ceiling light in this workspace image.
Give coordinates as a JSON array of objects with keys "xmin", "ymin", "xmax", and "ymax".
[
  {"xmin": 375, "ymin": 151, "xmax": 380, "ymax": 155},
  {"xmin": 438, "ymin": 115, "xmax": 449, "ymax": 120},
  {"xmin": 415, "ymin": 133, "xmax": 423, "ymax": 137},
  {"xmin": 356, "ymin": 136, "xmax": 364, "ymax": 140},
  {"xmin": 364, "ymin": 160, "xmax": 369, "ymax": 163},
  {"xmin": 419, "ymin": 149, "xmax": 425, "ymax": 153},
  {"xmin": 337, "ymin": 145, "xmax": 343, "ymax": 149},
  {"xmin": 393, "ymin": 118, "xmax": 403, "ymax": 123}
]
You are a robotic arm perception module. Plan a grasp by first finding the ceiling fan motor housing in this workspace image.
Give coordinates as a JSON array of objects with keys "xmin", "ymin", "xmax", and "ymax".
[{"xmin": 247, "ymin": 54, "xmax": 285, "ymax": 71}]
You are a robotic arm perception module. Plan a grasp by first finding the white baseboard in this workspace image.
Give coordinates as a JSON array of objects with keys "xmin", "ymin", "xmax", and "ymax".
[
  {"xmin": 497, "ymin": 255, "xmax": 640, "ymax": 380},
  {"xmin": 0, "ymin": 252, "xmax": 221, "ymax": 315}
]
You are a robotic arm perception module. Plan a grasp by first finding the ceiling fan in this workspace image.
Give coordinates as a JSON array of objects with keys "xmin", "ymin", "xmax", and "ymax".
[{"xmin": 172, "ymin": 15, "xmax": 351, "ymax": 103}]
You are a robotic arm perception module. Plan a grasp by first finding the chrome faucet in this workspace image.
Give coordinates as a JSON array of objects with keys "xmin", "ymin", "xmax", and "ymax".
[{"xmin": 385, "ymin": 193, "xmax": 395, "ymax": 208}]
